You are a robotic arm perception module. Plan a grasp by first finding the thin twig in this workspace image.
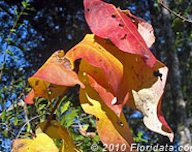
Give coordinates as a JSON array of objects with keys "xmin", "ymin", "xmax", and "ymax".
[
  {"xmin": 42, "ymin": 96, "xmax": 63, "ymax": 132},
  {"xmin": 0, "ymin": 1, "xmax": 29, "ymax": 81},
  {"xmin": 158, "ymin": 0, "xmax": 192, "ymax": 24},
  {"xmin": 16, "ymin": 114, "xmax": 44, "ymax": 139}
]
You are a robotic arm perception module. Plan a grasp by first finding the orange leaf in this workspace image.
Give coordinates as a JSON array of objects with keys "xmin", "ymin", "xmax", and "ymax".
[
  {"xmin": 65, "ymin": 34, "xmax": 123, "ymax": 96},
  {"xmin": 25, "ymin": 51, "xmax": 84, "ymax": 104},
  {"xmin": 64, "ymin": 34, "xmax": 126, "ymax": 115}
]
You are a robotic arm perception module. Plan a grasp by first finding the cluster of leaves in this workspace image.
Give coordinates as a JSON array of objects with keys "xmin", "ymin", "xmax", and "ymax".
[{"xmin": 11, "ymin": 0, "xmax": 175, "ymax": 151}]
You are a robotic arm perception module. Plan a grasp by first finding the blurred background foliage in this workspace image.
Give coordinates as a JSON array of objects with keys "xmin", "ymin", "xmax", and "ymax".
[{"xmin": 0, "ymin": 0, "xmax": 191, "ymax": 151}]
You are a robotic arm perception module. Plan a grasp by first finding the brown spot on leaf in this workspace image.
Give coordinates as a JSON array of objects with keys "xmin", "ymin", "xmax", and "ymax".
[
  {"xmin": 35, "ymin": 80, "xmax": 39, "ymax": 86},
  {"xmin": 153, "ymin": 70, "xmax": 163, "ymax": 81},
  {"xmin": 120, "ymin": 34, "xmax": 127, "ymax": 40},
  {"xmin": 111, "ymin": 14, "xmax": 116, "ymax": 18},
  {"xmin": 119, "ymin": 23, "xmax": 124, "ymax": 27},
  {"xmin": 63, "ymin": 58, "xmax": 72, "ymax": 70},
  {"xmin": 15, "ymin": 142, "xmax": 26, "ymax": 150}
]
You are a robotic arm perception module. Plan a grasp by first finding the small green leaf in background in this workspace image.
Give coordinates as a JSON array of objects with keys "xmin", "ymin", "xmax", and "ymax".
[
  {"xmin": 6, "ymin": 49, "xmax": 14, "ymax": 56},
  {"xmin": 61, "ymin": 101, "xmax": 71, "ymax": 114},
  {"xmin": 62, "ymin": 109, "xmax": 78, "ymax": 127}
]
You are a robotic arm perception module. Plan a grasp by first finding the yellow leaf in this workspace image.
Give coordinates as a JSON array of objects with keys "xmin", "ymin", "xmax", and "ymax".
[
  {"xmin": 38, "ymin": 121, "xmax": 77, "ymax": 152},
  {"xmin": 12, "ymin": 133, "xmax": 58, "ymax": 152},
  {"xmin": 79, "ymin": 68, "xmax": 136, "ymax": 152}
]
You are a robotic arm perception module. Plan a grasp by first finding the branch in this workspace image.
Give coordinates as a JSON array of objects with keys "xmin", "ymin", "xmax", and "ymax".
[{"xmin": 158, "ymin": 0, "xmax": 192, "ymax": 24}]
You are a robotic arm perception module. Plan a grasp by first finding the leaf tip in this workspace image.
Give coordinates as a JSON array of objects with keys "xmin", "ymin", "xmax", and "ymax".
[{"xmin": 24, "ymin": 90, "xmax": 35, "ymax": 104}]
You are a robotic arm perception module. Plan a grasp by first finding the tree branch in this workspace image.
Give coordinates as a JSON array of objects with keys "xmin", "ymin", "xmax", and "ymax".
[{"xmin": 158, "ymin": 0, "xmax": 192, "ymax": 24}]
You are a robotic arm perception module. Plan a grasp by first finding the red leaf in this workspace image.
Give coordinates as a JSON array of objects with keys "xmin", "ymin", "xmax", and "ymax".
[
  {"xmin": 122, "ymin": 10, "xmax": 155, "ymax": 48},
  {"xmin": 84, "ymin": 0, "xmax": 156, "ymax": 67}
]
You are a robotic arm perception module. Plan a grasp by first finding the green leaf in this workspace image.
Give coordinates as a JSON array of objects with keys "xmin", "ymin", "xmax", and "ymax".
[
  {"xmin": 10, "ymin": 29, "xmax": 16, "ymax": 33},
  {"xmin": 61, "ymin": 101, "xmax": 70, "ymax": 113},
  {"xmin": 38, "ymin": 104, "xmax": 46, "ymax": 111},
  {"xmin": 93, "ymin": 135, "xmax": 100, "ymax": 142},
  {"xmin": 82, "ymin": 124, "xmax": 89, "ymax": 130},
  {"xmin": 26, "ymin": 124, "xmax": 31, "ymax": 132},
  {"xmin": 14, "ymin": 8, "xmax": 18, "ymax": 15},
  {"xmin": 22, "ymin": 1, "xmax": 28, "ymax": 8},
  {"xmin": 6, "ymin": 49, "xmax": 14, "ymax": 56},
  {"xmin": 3, "ymin": 130, "xmax": 8, "ymax": 138},
  {"xmin": 62, "ymin": 109, "xmax": 78, "ymax": 127},
  {"xmin": 137, "ymin": 131, "xmax": 143, "ymax": 138},
  {"xmin": 0, "ymin": 111, "xmax": 6, "ymax": 121},
  {"xmin": 14, "ymin": 118, "xmax": 19, "ymax": 126}
]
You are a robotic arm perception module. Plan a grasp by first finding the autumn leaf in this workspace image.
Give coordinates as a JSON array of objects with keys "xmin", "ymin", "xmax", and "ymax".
[
  {"xmin": 63, "ymin": 34, "xmax": 126, "ymax": 115},
  {"xmin": 84, "ymin": 0, "xmax": 156, "ymax": 67},
  {"xmin": 12, "ymin": 133, "xmax": 58, "ymax": 152},
  {"xmin": 22, "ymin": 1, "xmax": 175, "ymax": 151},
  {"xmin": 122, "ymin": 9, "xmax": 155, "ymax": 48},
  {"xmin": 132, "ymin": 67, "xmax": 174, "ymax": 142},
  {"xmin": 79, "ymin": 82, "xmax": 136, "ymax": 152},
  {"xmin": 65, "ymin": 35, "xmax": 123, "ymax": 95},
  {"xmin": 25, "ymin": 50, "xmax": 84, "ymax": 104},
  {"xmin": 38, "ymin": 121, "xmax": 77, "ymax": 152},
  {"xmin": 25, "ymin": 32, "xmax": 173, "ymax": 142},
  {"xmin": 77, "ymin": 35, "xmax": 173, "ymax": 141}
]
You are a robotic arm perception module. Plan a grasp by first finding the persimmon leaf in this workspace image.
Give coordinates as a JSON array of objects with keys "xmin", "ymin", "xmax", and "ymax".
[
  {"xmin": 78, "ymin": 60, "xmax": 127, "ymax": 116},
  {"xmin": 12, "ymin": 133, "xmax": 58, "ymax": 152},
  {"xmin": 38, "ymin": 121, "xmax": 77, "ymax": 152},
  {"xmin": 122, "ymin": 10, "xmax": 155, "ymax": 48},
  {"xmin": 79, "ymin": 88, "xmax": 136, "ymax": 152},
  {"xmin": 78, "ymin": 35, "xmax": 174, "ymax": 141},
  {"xmin": 25, "ymin": 51, "xmax": 84, "ymax": 104},
  {"xmin": 132, "ymin": 67, "xmax": 174, "ymax": 142},
  {"xmin": 65, "ymin": 34, "xmax": 123, "ymax": 96},
  {"xmin": 84, "ymin": 0, "xmax": 156, "ymax": 67}
]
